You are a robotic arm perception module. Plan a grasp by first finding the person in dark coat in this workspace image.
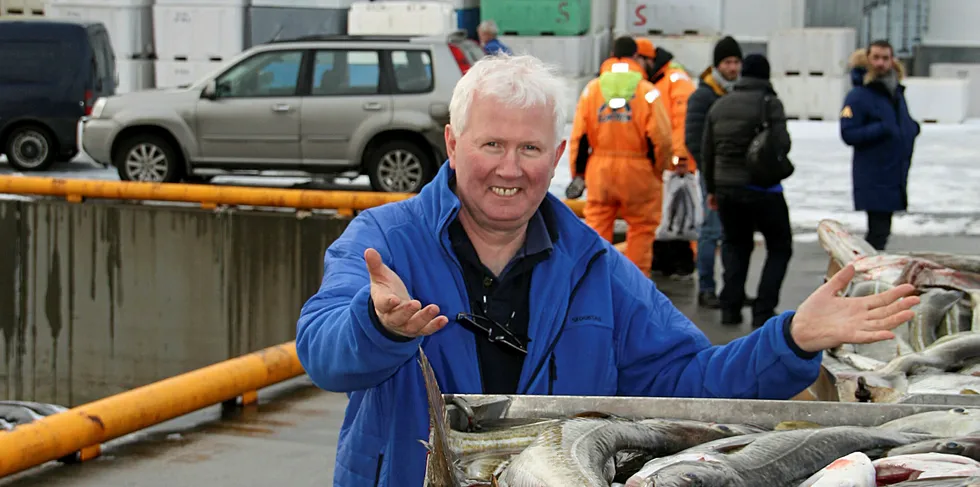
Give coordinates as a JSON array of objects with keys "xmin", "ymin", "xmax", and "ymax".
[
  {"xmin": 701, "ymin": 54, "xmax": 793, "ymax": 328},
  {"xmin": 840, "ymin": 40, "xmax": 920, "ymax": 251},
  {"xmin": 685, "ymin": 36, "xmax": 742, "ymax": 309}
]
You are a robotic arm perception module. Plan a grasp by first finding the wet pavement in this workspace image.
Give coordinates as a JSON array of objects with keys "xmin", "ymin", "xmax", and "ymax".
[{"xmin": 1, "ymin": 235, "xmax": 976, "ymax": 485}]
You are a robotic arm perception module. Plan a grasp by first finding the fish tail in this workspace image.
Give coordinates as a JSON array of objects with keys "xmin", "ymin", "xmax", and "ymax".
[{"xmin": 419, "ymin": 346, "xmax": 461, "ymax": 486}]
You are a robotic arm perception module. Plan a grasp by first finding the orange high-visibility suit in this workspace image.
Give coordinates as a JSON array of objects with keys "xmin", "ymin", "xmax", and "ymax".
[
  {"xmin": 568, "ymin": 59, "xmax": 672, "ymax": 275},
  {"xmin": 636, "ymin": 38, "xmax": 697, "ymax": 174}
]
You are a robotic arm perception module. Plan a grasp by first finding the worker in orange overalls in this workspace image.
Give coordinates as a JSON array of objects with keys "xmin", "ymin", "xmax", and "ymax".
[
  {"xmin": 636, "ymin": 37, "xmax": 699, "ymax": 278},
  {"xmin": 565, "ymin": 36, "xmax": 673, "ymax": 276}
]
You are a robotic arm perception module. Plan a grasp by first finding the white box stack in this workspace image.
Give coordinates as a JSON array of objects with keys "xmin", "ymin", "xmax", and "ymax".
[
  {"xmin": 499, "ymin": 29, "xmax": 611, "ymax": 77},
  {"xmin": 153, "ymin": 0, "xmax": 249, "ymax": 89},
  {"xmin": 347, "ymin": 1, "xmax": 458, "ymax": 37},
  {"xmin": 929, "ymin": 63, "xmax": 980, "ymax": 118},
  {"xmin": 902, "ymin": 77, "xmax": 970, "ymax": 124},
  {"xmin": 46, "ymin": 0, "xmax": 157, "ymax": 93},
  {"xmin": 153, "ymin": 0, "xmax": 249, "ymax": 61},
  {"xmin": 769, "ymin": 28, "xmax": 854, "ymax": 120},
  {"xmin": 617, "ymin": 0, "xmax": 803, "ymax": 38},
  {"xmin": 1, "ymin": 0, "xmax": 44, "ymax": 16}
]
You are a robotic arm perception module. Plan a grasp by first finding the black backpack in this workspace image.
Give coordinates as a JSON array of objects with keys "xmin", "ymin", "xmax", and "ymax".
[{"xmin": 746, "ymin": 95, "xmax": 794, "ymax": 187}]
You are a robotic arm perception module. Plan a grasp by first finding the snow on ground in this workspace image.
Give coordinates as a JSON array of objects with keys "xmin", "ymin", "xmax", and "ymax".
[{"xmin": 2, "ymin": 120, "xmax": 979, "ymax": 241}]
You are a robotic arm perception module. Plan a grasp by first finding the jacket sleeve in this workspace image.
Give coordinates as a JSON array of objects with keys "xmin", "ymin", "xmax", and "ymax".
[
  {"xmin": 645, "ymin": 90, "xmax": 674, "ymax": 174},
  {"xmin": 840, "ymin": 89, "xmax": 889, "ymax": 147},
  {"xmin": 668, "ymin": 75, "xmax": 697, "ymax": 171},
  {"xmin": 296, "ymin": 212, "xmax": 422, "ymax": 393},
  {"xmin": 769, "ymin": 96, "xmax": 792, "ymax": 155},
  {"xmin": 684, "ymin": 86, "xmax": 710, "ymax": 169},
  {"xmin": 700, "ymin": 107, "xmax": 717, "ymax": 195},
  {"xmin": 568, "ymin": 82, "xmax": 592, "ymax": 179},
  {"xmin": 610, "ymin": 256, "xmax": 821, "ymax": 400}
]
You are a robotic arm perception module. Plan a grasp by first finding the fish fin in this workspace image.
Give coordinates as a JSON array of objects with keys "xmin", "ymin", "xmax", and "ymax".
[{"xmin": 419, "ymin": 346, "xmax": 462, "ymax": 486}]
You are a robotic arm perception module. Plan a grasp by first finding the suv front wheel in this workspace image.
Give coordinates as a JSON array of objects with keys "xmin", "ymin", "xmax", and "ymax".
[
  {"xmin": 365, "ymin": 140, "xmax": 434, "ymax": 193},
  {"xmin": 114, "ymin": 134, "xmax": 184, "ymax": 183}
]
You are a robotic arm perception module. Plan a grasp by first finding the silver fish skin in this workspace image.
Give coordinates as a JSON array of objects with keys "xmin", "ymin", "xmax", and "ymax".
[
  {"xmin": 450, "ymin": 418, "xmax": 564, "ymax": 458},
  {"xmin": 887, "ymin": 435, "xmax": 980, "ymax": 461},
  {"xmin": 625, "ymin": 433, "xmax": 766, "ymax": 487},
  {"xmin": 877, "ymin": 332, "xmax": 980, "ymax": 377},
  {"xmin": 909, "ymin": 289, "xmax": 966, "ymax": 352},
  {"xmin": 818, "ymin": 219, "xmax": 878, "ymax": 265},
  {"xmin": 643, "ymin": 426, "xmax": 925, "ymax": 487},
  {"xmin": 877, "ymin": 407, "xmax": 980, "ymax": 437},
  {"xmin": 496, "ymin": 418, "xmax": 760, "ymax": 487},
  {"xmin": 886, "ymin": 478, "xmax": 980, "ymax": 486}
]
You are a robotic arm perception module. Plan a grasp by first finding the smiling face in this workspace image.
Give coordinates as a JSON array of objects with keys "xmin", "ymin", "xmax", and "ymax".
[{"xmin": 445, "ymin": 92, "xmax": 565, "ymax": 234}]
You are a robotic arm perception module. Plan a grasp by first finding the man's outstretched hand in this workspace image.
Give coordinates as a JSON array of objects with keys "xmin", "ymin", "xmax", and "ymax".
[
  {"xmin": 790, "ymin": 263, "xmax": 920, "ymax": 353},
  {"xmin": 365, "ymin": 248, "xmax": 449, "ymax": 338}
]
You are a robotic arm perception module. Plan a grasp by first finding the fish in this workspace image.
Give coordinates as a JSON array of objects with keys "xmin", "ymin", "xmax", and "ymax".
[
  {"xmin": 450, "ymin": 418, "xmax": 564, "ymax": 458},
  {"xmin": 898, "ymin": 260, "xmax": 980, "ymax": 290},
  {"xmin": 887, "ymin": 435, "xmax": 980, "ymax": 461},
  {"xmin": 907, "ymin": 373, "xmax": 980, "ymax": 397},
  {"xmin": 898, "ymin": 252, "xmax": 980, "ymax": 275},
  {"xmin": 877, "ymin": 333, "xmax": 980, "ymax": 378},
  {"xmin": 909, "ymin": 289, "xmax": 966, "ymax": 352},
  {"xmin": 774, "ymin": 420, "xmax": 824, "ymax": 431},
  {"xmin": 418, "ymin": 346, "xmax": 464, "ymax": 487},
  {"xmin": 640, "ymin": 426, "xmax": 926, "ymax": 486},
  {"xmin": 842, "ymin": 281, "xmax": 916, "ymax": 362},
  {"xmin": 818, "ymin": 219, "xmax": 879, "ymax": 265},
  {"xmin": 798, "ymin": 451, "xmax": 876, "ymax": 487},
  {"xmin": 495, "ymin": 418, "xmax": 762, "ymax": 486},
  {"xmin": 874, "ymin": 452, "xmax": 980, "ymax": 482},
  {"xmin": 877, "ymin": 408, "xmax": 980, "ymax": 437},
  {"xmin": 625, "ymin": 433, "xmax": 766, "ymax": 486},
  {"xmin": 459, "ymin": 452, "xmax": 518, "ymax": 483},
  {"xmin": 852, "ymin": 255, "xmax": 922, "ymax": 285}
]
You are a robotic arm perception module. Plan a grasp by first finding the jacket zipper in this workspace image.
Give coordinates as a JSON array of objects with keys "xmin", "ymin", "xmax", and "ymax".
[
  {"xmin": 374, "ymin": 453, "xmax": 384, "ymax": 487},
  {"xmin": 522, "ymin": 249, "xmax": 607, "ymax": 395}
]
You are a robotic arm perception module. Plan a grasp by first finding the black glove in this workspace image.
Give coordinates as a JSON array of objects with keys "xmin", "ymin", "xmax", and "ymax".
[{"xmin": 565, "ymin": 176, "xmax": 585, "ymax": 199}]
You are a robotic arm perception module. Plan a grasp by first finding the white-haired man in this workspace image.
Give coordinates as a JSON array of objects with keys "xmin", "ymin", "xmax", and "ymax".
[
  {"xmin": 296, "ymin": 54, "xmax": 920, "ymax": 486},
  {"xmin": 477, "ymin": 19, "xmax": 512, "ymax": 55}
]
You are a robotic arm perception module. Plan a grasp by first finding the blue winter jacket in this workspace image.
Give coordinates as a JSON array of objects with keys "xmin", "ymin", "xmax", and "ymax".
[
  {"xmin": 840, "ymin": 50, "xmax": 920, "ymax": 213},
  {"xmin": 296, "ymin": 162, "xmax": 822, "ymax": 487}
]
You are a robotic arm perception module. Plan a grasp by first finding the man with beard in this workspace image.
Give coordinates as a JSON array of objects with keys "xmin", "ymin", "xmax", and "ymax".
[
  {"xmin": 840, "ymin": 39, "xmax": 920, "ymax": 251},
  {"xmin": 684, "ymin": 36, "xmax": 743, "ymax": 308}
]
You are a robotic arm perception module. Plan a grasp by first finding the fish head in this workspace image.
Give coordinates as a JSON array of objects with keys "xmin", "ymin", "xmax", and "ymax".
[{"xmin": 647, "ymin": 461, "xmax": 738, "ymax": 487}]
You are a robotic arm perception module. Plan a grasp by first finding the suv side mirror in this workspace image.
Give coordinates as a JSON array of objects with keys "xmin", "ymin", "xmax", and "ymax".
[{"xmin": 202, "ymin": 80, "xmax": 218, "ymax": 100}]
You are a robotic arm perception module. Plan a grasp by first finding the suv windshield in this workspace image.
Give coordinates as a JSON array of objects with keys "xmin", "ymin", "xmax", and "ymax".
[{"xmin": 0, "ymin": 40, "xmax": 71, "ymax": 84}]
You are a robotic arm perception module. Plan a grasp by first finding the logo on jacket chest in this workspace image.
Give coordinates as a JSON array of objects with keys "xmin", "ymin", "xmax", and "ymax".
[{"xmin": 571, "ymin": 314, "xmax": 603, "ymax": 324}]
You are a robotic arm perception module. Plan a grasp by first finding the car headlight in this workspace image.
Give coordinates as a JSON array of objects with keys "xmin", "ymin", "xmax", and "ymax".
[{"xmin": 90, "ymin": 97, "xmax": 108, "ymax": 119}]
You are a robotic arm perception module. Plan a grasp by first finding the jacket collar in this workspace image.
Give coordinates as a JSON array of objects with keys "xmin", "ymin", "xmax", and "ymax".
[
  {"xmin": 419, "ymin": 160, "xmax": 603, "ymax": 263},
  {"xmin": 733, "ymin": 76, "xmax": 774, "ymax": 93}
]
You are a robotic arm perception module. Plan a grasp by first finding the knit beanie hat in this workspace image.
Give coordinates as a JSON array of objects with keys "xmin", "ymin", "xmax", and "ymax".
[
  {"xmin": 741, "ymin": 54, "xmax": 771, "ymax": 80},
  {"xmin": 713, "ymin": 36, "xmax": 743, "ymax": 66}
]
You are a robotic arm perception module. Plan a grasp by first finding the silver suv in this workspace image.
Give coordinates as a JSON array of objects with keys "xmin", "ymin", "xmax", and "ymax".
[{"xmin": 80, "ymin": 32, "xmax": 484, "ymax": 192}]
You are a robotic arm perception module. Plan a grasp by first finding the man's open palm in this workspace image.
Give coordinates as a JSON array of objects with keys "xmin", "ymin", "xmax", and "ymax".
[
  {"xmin": 365, "ymin": 248, "xmax": 448, "ymax": 338},
  {"xmin": 790, "ymin": 263, "xmax": 920, "ymax": 353}
]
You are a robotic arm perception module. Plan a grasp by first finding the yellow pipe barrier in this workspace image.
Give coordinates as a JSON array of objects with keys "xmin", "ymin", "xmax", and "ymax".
[
  {"xmin": 0, "ymin": 175, "xmax": 586, "ymax": 217},
  {"xmin": 0, "ymin": 341, "xmax": 304, "ymax": 478}
]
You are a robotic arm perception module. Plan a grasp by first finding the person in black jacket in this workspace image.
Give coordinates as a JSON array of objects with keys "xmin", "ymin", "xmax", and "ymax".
[
  {"xmin": 701, "ymin": 54, "xmax": 793, "ymax": 328},
  {"xmin": 684, "ymin": 36, "xmax": 742, "ymax": 309}
]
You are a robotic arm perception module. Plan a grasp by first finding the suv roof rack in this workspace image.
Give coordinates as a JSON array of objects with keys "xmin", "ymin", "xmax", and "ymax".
[{"xmin": 265, "ymin": 30, "xmax": 472, "ymax": 45}]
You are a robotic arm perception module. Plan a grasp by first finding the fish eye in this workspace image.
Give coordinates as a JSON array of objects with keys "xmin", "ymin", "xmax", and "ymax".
[
  {"xmin": 943, "ymin": 441, "xmax": 965, "ymax": 453},
  {"xmin": 716, "ymin": 425, "xmax": 731, "ymax": 433}
]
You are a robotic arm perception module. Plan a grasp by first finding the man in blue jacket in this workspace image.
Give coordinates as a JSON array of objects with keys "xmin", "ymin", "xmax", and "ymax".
[
  {"xmin": 296, "ymin": 53, "xmax": 920, "ymax": 487},
  {"xmin": 840, "ymin": 40, "xmax": 920, "ymax": 251}
]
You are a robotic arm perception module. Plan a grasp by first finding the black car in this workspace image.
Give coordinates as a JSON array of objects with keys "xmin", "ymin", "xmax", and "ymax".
[{"xmin": 0, "ymin": 18, "xmax": 116, "ymax": 171}]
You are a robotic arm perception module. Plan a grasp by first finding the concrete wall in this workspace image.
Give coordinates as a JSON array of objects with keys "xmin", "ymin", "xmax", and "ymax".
[{"xmin": 0, "ymin": 199, "xmax": 349, "ymax": 406}]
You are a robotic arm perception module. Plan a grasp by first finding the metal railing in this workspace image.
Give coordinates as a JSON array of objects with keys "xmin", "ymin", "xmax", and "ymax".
[
  {"xmin": 0, "ymin": 342, "xmax": 304, "ymax": 478},
  {"xmin": 0, "ymin": 176, "xmax": 587, "ymax": 216}
]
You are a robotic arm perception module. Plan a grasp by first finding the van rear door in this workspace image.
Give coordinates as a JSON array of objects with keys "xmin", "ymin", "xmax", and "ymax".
[
  {"xmin": 0, "ymin": 22, "xmax": 89, "ymax": 117},
  {"xmin": 87, "ymin": 24, "xmax": 116, "ymax": 97}
]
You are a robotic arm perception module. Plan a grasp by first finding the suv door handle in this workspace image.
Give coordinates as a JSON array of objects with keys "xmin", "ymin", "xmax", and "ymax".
[
  {"xmin": 271, "ymin": 103, "xmax": 292, "ymax": 112},
  {"xmin": 363, "ymin": 102, "xmax": 383, "ymax": 111}
]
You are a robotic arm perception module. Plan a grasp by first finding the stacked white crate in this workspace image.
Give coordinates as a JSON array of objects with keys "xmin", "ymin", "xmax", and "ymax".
[
  {"xmin": 496, "ymin": 1, "xmax": 613, "ymax": 79},
  {"xmin": 902, "ymin": 77, "xmax": 970, "ymax": 124},
  {"xmin": 347, "ymin": 1, "xmax": 459, "ymax": 37},
  {"xmin": 0, "ymin": 0, "xmax": 44, "ymax": 16},
  {"xmin": 154, "ymin": 0, "xmax": 250, "ymax": 88},
  {"xmin": 45, "ymin": 0, "xmax": 156, "ymax": 93},
  {"xmin": 929, "ymin": 63, "xmax": 980, "ymax": 119},
  {"xmin": 616, "ymin": 0, "xmax": 803, "ymax": 39},
  {"xmin": 768, "ymin": 28, "xmax": 854, "ymax": 121}
]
